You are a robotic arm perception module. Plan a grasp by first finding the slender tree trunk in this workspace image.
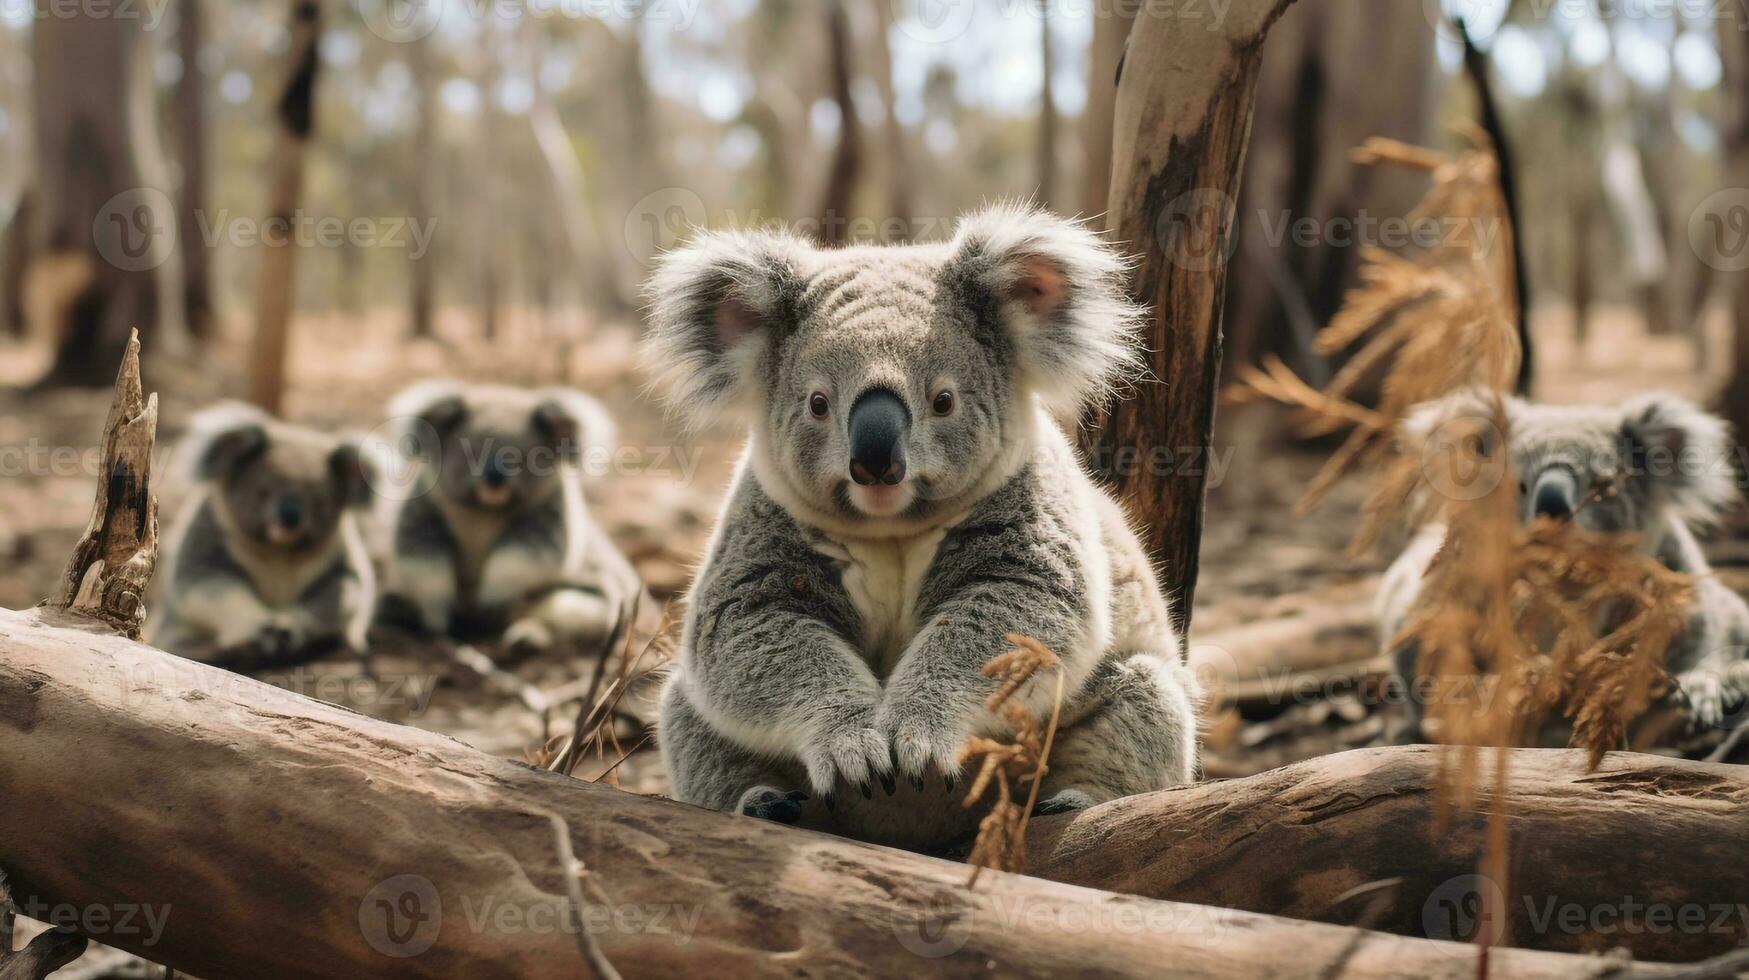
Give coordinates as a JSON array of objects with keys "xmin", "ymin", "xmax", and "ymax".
[
  {"xmin": 1719, "ymin": 6, "xmax": 1749, "ymax": 433},
  {"xmin": 1571, "ymin": 199, "xmax": 1594, "ymax": 349},
  {"xmin": 816, "ymin": 1, "xmax": 860, "ymax": 247},
  {"xmin": 1082, "ymin": 0, "xmax": 1135, "ymax": 217},
  {"xmin": 173, "ymin": 0, "xmax": 212, "ymax": 341},
  {"xmin": 0, "ymin": 191, "xmax": 29, "ymax": 337},
  {"xmin": 478, "ymin": 32, "xmax": 504, "ymax": 342},
  {"xmin": 245, "ymin": 0, "xmax": 322, "ymax": 415},
  {"xmin": 1082, "ymin": 0, "xmax": 1298, "ymax": 633},
  {"xmin": 1035, "ymin": 0, "xmax": 1057, "ymax": 210},
  {"xmin": 28, "ymin": 1, "xmax": 158, "ymax": 387},
  {"xmin": 871, "ymin": 0, "xmax": 912, "ymax": 238},
  {"xmin": 408, "ymin": 30, "xmax": 436, "ymax": 339}
]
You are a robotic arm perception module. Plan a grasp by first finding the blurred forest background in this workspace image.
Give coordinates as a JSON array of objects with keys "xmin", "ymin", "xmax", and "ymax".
[
  {"xmin": 0, "ymin": 0, "xmax": 1746, "ymax": 768},
  {"xmin": 0, "ymin": 0, "xmax": 1743, "ymax": 399}
]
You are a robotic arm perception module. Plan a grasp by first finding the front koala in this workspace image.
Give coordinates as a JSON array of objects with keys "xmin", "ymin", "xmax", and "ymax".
[
  {"xmin": 645, "ymin": 206, "xmax": 1200, "ymax": 848},
  {"xmin": 1379, "ymin": 390, "xmax": 1749, "ymax": 743},
  {"xmin": 147, "ymin": 403, "xmax": 375, "ymax": 663},
  {"xmin": 377, "ymin": 381, "xmax": 639, "ymax": 655}
]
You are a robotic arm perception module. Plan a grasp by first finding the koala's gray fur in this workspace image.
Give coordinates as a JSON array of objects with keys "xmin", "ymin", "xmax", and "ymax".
[
  {"xmin": 1379, "ymin": 390, "xmax": 1749, "ymax": 743},
  {"xmin": 376, "ymin": 381, "xmax": 639, "ymax": 654},
  {"xmin": 146, "ymin": 403, "xmax": 375, "ymax": 663},
  {"xmin": 643, "ymin": 205, "xmax": 1199, "ymax": 849}
]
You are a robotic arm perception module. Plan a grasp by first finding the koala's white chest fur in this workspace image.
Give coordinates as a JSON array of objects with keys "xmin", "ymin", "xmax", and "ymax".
[{"xmin": 812, "ymin": 530, "xmax": 946, "ymax": 676}]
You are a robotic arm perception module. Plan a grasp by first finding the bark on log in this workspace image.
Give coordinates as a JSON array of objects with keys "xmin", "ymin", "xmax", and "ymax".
[
  {"xmin": 1029, "ymin": 744, "xmax": 1749, "ymax": 963},
  {"xmin": 0, "ymin": 609, "xmax": 1668, "ymax": 979},
  {"xmin": 1081, "ymin": 0, "xmax": 1298, "ymax": 633}
]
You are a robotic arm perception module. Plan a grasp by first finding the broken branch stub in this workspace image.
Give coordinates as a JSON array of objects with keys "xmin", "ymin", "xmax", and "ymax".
[{"xmin": 50, "ymin": 328, "xmax": 159, "ymax": 639}]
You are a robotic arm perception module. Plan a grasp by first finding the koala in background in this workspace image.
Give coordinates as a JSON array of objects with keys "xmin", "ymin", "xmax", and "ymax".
[
  {"xmin": 1379, "ymin": 390, "xmax": 1749, "ymax": 743},
  {"xmin": 377, "ymin": 381, "xmax": 639, "ymax": 656},
  {"xmin": 644, "ymin": 205, "xmax": 1200, "ymax": 850},
  {"xmin": 147, "ymin": 403, "xmax": 375, "ymax": 663}
]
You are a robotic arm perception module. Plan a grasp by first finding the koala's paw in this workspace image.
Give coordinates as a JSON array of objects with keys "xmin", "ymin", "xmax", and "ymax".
[
  {"xmin": 502, "ymin": 617, "xmax": 556, "ymax": 659},
  {"xmin": 1032, "ymin": 789, "xmax": 1096, "ymax": 817},
  {"xmin": 1678, "ymin": 672, "xmax": 1728, "ymax": 732},
  {"xmin": 876, "ymin": 699, "xmax": 968, "ymax": 787},
  {"xmin": 800, "ymin": 714, "xmax": 892, "ymax": 800},
  {"xmin": 737, "ymin": 786, "xmax": 808, "ymax": 824}
]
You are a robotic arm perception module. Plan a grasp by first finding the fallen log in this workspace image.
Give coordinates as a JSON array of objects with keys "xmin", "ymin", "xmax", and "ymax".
[
  {"xmin": 0, "ymin": 606, "xmax": 1668, "ymax": 979},
  {"xmin": 1030, "ymin": 744, "xmax": 1749, "ymax": 963}
]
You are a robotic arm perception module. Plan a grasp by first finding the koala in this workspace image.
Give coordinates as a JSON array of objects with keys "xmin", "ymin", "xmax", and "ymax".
[
  {"xmin": 1378, "ymin": 390, "xmax": 1749, "ymax": 744},
  {"xmin": 643, "ymin": 205, "xmax": 1200, "ymax": 850},
  {"xmin": 146, "ymin": 403, "xmax": 375, "ymax": 664},
  {"xmin": 376, "ymin": 381, "xmax": 639, "ymax": 656}
]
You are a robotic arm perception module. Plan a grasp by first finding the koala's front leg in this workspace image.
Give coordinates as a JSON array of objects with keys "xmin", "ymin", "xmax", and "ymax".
[
  {"xmin": 172, "ymin": 577, "xmax": 293, "ymax": 659},
  {"xmin": 877, "ymin": 574, "xmax": 1087, "ymax": 785},
  {"xmin": 687, "ymin": 600, "xmax": 891, "ymax": 800}
]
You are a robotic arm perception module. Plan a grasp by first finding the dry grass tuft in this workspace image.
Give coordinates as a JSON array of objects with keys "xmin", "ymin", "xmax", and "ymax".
[
  {"xmin": 540, "ymin": 597, "xmax": 678, "ymax": 781},
  {"xmin": 959, "ymin": 634, "xmax": 1066, "ymax": 887},
  {"xmin": 1226, "ymin": 135, "xmax": 1520, "ymax": 518}
]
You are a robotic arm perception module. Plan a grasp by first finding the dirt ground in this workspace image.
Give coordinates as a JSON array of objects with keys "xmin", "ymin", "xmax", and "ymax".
[{"xmin": 3, "ymin": 300, "xmax": 1742, "ymax": 974}]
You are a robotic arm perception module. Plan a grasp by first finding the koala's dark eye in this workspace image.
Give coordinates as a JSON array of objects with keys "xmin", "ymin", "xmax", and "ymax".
[
  {"xmin": 931, "ymin": 390, "xmax": 955, "ymax": 417},
  {"xmin": 808, "ymin": 392, "xmax": 830, "ymax": 419}
]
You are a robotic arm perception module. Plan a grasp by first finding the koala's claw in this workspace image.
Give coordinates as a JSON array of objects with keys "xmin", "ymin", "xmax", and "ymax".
[
  {"xmin": 739, "ymin": 787, "xmax": 808, "ymax": 824},
  {"xmin": 1032, "ymin": 789, "xmax": 1096, "ymax": 817},
  {"xmin": 801, "ymin": 723, "xmax": 891, "ymax": 797},
  {"xmin": 1677, "ymin": 673, "xmax": 1727, "ymax": 732},
  {"xmin": 877, "ymin": 770, "xmax": 897, "ymax": 796}
]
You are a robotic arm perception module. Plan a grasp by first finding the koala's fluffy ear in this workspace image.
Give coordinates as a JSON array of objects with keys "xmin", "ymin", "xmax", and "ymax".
[
  {"xmin": 944, "ymin": 204, "xmax": 1146, "ymax": 414},
  {"xmin": 328, "ymin": 442, "xmax": 374, "ymax": 509},
  {"xmin": 387, "ymin": 380, "xmax": 469, "ymax": 452},
  {"xmin": 1399, "ymin": 388, "xmax": 1518, "ymax": 450},
  {"xmin": 532, "ymin": 389, "xmax": 618, "ymax": 466},
  {"xmin": 640, "ymin": 228, "xmax": 808, "ymax": 430},
  {"xmin": 1620, "ymin": 393, "xmax": 1738, "ymax": 527},
  {"xmin": 182, "ymin": 402, "xmax": 271, "ymax": 483}
]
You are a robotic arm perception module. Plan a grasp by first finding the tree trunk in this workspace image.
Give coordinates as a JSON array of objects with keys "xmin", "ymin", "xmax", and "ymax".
[
  {"xmin": 0, "ymin": 192, "xmax": 29, "ymax": 337},
  {"xmin": 1220, "ymin": 1, "xmax": 1438, "ymax": 387},
  {"xmin": 0, "ymin": 608, "xmax": 1690, "ymax": 978},
  {"xmin": 1081, "ymin": 0, "xmax": 1299, "ymax": 633},
  {"xmin": 1081, "ymin": 1, "xmax": 1135, "ymax": 218},
  {"xmin": 815, "ymin": 1, "xmax": 860, "ymax": 247},
  {"xmin": 408, "ymin": 29, "xmax": 436, "ymax": 340},
  {"xmin": 871, "ymin": 0, "xmax": 911, "ymax": 238},
  {"xmin": 244, "ymin": 0, "xmax": 322, "ymax": 415},
  {"xmin": 1035, "ymin": 0, "xmax": 1057, "ymax": 210},
  {"xmin": 1456, "ymin": 19, "xmax": 1532, "ymax": 393},
  {"xmin": 1719, "ymin": 3, "xmax": 1749, "ymax": 433},
  {"xmin": 1571, "ymin": 199, "xmax": 1594, "ymax": 349},
  {"xmin": 1032, "ymin": 745, "xmax": 1749, "ymax": 964},
  {"xmin": 172, "ymin": 0, "xmax": 211, "ymax": 342},
  {"xmin": 27, "ymin": 0, "xmax": 158, "ymax": 387}
]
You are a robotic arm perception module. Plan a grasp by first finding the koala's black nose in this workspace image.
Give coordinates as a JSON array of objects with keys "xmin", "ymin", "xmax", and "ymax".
[
  {"xmin": 481, "ymin": 457, "xmax": 509, "ymax": 487},
  {"xmin": 1532, "ymin": 468, "xmax": 1578, "ymax": 520},
  {"xmin": 848, "ymin": 388, "xmax": 909, "ymax": 487},
  {"xmin": 276, "ymin": 495, "xmax": 305, "ymax": 528}
]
